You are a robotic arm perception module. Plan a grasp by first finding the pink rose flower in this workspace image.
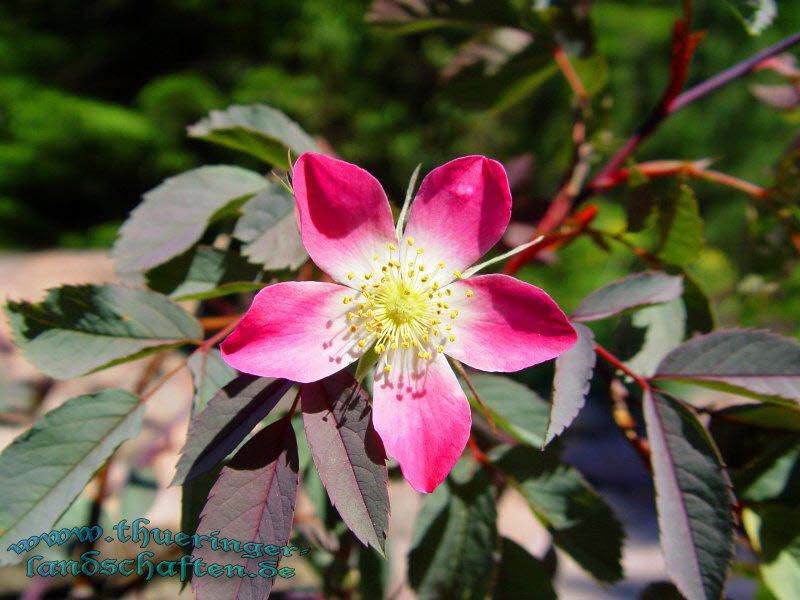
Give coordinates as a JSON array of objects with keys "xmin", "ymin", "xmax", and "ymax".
[{"xmin": 221, "ymin": 153, "xmax": 576, "ymax": 492}]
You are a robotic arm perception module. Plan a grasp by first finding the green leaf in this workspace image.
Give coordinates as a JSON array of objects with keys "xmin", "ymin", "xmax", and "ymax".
[
  {"xmin": 724, "ymin": 0, "xmax": 777, "ymax": 35},
  {"xmin": 187, "ymin": 104, "xmax": 317, "ymax": 167},
  {"xmin": 572, "ymin": 271, "xmax": 684, "ymax": 322},
  {"xmin": 743, "ymin": 506, "xmax": 800, "ymax": 600},
  {"xmin": 146, "ymin": 245, "xmax": 264, "ymax": 301},
  {"xmin": 358, "ymin": 545, "xmax": 389, "ymax": 600},
  {"xmin": 640, "ymin": 581, "xmax": 685, "ymax": 599},
  {"xmin": 625, "ymin": 299, "xmax": 686, "ymax": 377},
  {"xmin": 187, "ymin": 349, "xmax": 237, "ymax": 415},
  {"xmin": 490, "ymin": 445, "xmax": 624, "ymax": 582},
  {"xmin": 408, "ymin": 464, "xmax": 498, "ymax": 599},
  {"xmin": 172, "ymin": 375, "xmax": 292, "ymax": 485},
  {"xmin": 300, "ymin": 372, "xmax": 389, "ymax": 553},
  {"xmin": 112, "ymin": 165, "xmax": 267, "ymax": 274},
  {"xmin": 192, "ymin": 418, "xmax": 299, "ymax": 600},
  {"xmin": 735, "ymin": 437, "xmax": 800, "ymax": 504},
  {"xmin": 0, "ymin": 389, "xmax": 144, "ymax": 565},
  {"xmin": 682, "ymin": 272, "xmax": 715, "ymax": 336},
  {"xmin": 233, "ymin": 184, "xmax": 308, "ymax": 270},
  {"xmin": 463, "ymin": 374, "xmax": 551, "ymax": 448},
  {"xmin": 716, "ymin": 404, "xmax": 800, "ymax": 431},
  {"xmin": 655, "ymin": 329, "xmax": 800, "ymax": 405},
  {"xmin": 6, "ymin": 284, "xmax": 202, "ymax": 379},
  {"xmin": 546, "ymin": 322, "xmax": 596, "ymax": 445},
  {"xmin": 657, "ymin": 183, "xmax": 705, "ymax": 267},
  {"xmin": 642, "ymin": 391, "xmax": 734, "ymax": 600},
  {"xmin": 493, "ymin": 537, "xmax": 556, "ymax": 599}
]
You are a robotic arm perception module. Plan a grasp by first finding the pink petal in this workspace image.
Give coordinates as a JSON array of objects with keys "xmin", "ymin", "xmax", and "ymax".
[
  {"xmin": 293, "ymin": 153, "xmax": 398, "ymax": 284},
  {"xmin": 372, "ymin": 353, "xmax": 471, "ymax": 493},
  {"xmin": 444, "ymin": 274, "xmax": 577, "ymax": 372},
  {"xmin": 221, "ymin": 282, "xmax": 364, "ymax": 383},
  {"xmin": 403, "ymin": 155, "xmax": 512, "ymax": 276}
]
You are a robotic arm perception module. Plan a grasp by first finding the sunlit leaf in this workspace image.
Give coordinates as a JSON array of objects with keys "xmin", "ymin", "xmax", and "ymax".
[
  {"xmin": 735, "ymin": 436, "xmax": 800, "ymax": 504},
  {"xmin": 0, "ymin": 390, "xmax": 144, "ymax": 565},
  {"xmin": 187, "ymin": 349, "xmax": 237, "ymax": 415},
  {"xmin": 112, "ymin": 165, "xmax": 267, "ymax": 274},
  {"xmin": 642, "ymin": 391, "xmax": 734, "ymax": 600},
  {"xmin": 657, "ymin": 183, "xmax": 705, "ymax": 267},
  {"xmin": 463, "ymin": 374, "xmax": 550, "ymax": 448},
  {"xmin": 301, "ymin": 372, "xmax": 389, "ymax": 553},
  {"xmin": 655, "ymin": 329, "xmax": 800, "ymax": 405},
  {"xmin": 6, "ymin": 284, "xmax": 201, "ymax": 379},
  {"xmin": 716, "ymin": 404, "xmax": 800, "ymax": 431},
  {"xmin": 192, "ymin": 418, "xmax": 299, "ymax": 600},
  {"xmin": 546, "ymin": 322, "xmax": 595, "ymax": 445},
  {"xmin": 743, "ymin": 506, "xmax": 800, "ymax": 600},
  {"xmin": 491, "ymin": 445, "xmax": 624, "ymax": 582},
  {"xmin": 572, "ymin": 271, "xmax": 684, "ymax": 322},
  {"xmin": 725, "ymin": 0, "xmax": 777, "ymax": 35},
  {"xmin": 625, "ymin": 299, "xmax": 686, "ymax": 377},
  {"xmin": 188, "ymin": 104, "xmax": 317, "ymax": 167},
  {"xmin": 172, "ymin": 375, "xmax": 292, "ymax": 485},
  {"xmin": 233, "ymin": 184, "xmax": 308, "ymax": 271}
]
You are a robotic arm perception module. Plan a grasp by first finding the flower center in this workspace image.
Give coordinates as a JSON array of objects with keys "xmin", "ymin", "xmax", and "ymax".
[{"xmin": 341, "ymin": 237, "xmax": 473, "ymax": 371}]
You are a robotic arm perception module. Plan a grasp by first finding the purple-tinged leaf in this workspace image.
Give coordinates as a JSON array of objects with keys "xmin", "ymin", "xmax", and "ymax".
[
  {"xmin": 571, "ymin": 272, "xmax": 684, "ymax": 322},
  {"xmin": 545, "ymin": 322, "xmax": 596, "ymax": 445},
  {"xmin": 655, "ymin": 329, "xmax": 800, "ymax": 405},
  {"xmin": 751, "ymin": 84, "xmax": 800, "ymax": 110},
  {"xmin": 192, "ymin": 418, "xmax": 299, "ymax": 600},
  {"xmin": 172, "ymin": 375, "xmax": 292, "ymax": 485},
  {"xmin": 300, "ymin": 372, "xmax": 389, "ymax": 553},
  {"xmin": 642, "ymin": 391, "xmax": 734, "ymax": 600},
  {"xmin": 187, "ymin": 349, "xmax": 237, "ymax": 415}
]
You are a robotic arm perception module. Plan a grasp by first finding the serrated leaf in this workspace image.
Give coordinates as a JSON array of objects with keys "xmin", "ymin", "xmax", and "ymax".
[
  {"xmin": 463, "ymin": 374, "xmax": 551, "ymax": 448},
  {"xmin": 187, "ymin": 104, "xmax": 317, "ymax": 167},
  {"xmin": 172, "ymin": 375, "xmax": 292, "ymax": 485},
  {"xmin": 655, "ymin": 329, "xmax": 800, "ymax": 405},
  {"xmin": 545, "ymin": 322, "xmax": 595, "ymax": 445},
  {"xmin": 233, "ymin": 184, "xmax": 308, "ymax": 270},
  {"xmin": 0, "ymin": 390, "xmax": 144, "ymax": 565},
  {"xmin": 300, "ymin": 372, "xmax": 389, "ymax": 553},
  {"xmin": 6, "ymin": 284, "xmax": 201, "ymax": 379},
  {"xmin": 657, "ymin": 184, "xmax": 705, "ymax": 267},
  {"xmin": 642, "ymin": 391, "xmax": 734, "ymax": 600},
  {"xmin": 112, "ymin": 165, "xmax": 267, "ymax": 274},
  {"xmin": 490, "ymin": 445, "xmax": 624, "ymax": 582},
  {"xmin": 192, "ymin": 418, "xmax": 299, "ymax": 600},
  {"xmin": 146, "ymin": 245, "xmax": 264, "ymax": 301},
  {"xmin": 625, "ymin": 299, "xmax": 686, "ymax": 377},
  {"xmin": 572, "ymin": 271, "xmax": 684, "ymax": 322},
  {"xmin": 493, "ymin": 537, "xmax": 556, "ymax": 600},
  {"xmin": 408, "ymin": 464, "xmax": 497, "ymax": 599},
  {"xmin": 187, "ymin": 349, "xmax": 238, "ymax": 415}
]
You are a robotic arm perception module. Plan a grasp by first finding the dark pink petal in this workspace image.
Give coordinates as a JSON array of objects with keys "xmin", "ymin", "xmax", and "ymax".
[
  {"xmin": 293, "ymin": 153, "xmax": 398, "ymax": 284},
  {"xmin": 221, "ymin": 282, "xmax": 363, "ymax": 383},
  {"xmin": 445, "ymin": 274, "xmax": 577, "ymax": 372},
  {"xmin": 372, "ymin": 353, "xmax": 471, "ymax": 493},
  {"xmin": 403, "ymin": 155, "xmax": 512, "ymax": 275}
]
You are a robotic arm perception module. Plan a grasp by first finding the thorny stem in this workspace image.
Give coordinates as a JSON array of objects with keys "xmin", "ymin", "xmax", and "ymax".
[{"xmin": 585, "ymin": 29, "xmax": 800, "ymax": 198}]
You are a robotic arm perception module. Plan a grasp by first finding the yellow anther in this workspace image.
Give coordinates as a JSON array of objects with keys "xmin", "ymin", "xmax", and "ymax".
[
  {"xmin": 402, "ymin": 341, "xmax": 410, "ymax": 348},
  {"xmin": 347, "ymin": 272, "xmax": 355, "ymax": 280},
  {"xmin": 391, "ymin": 342, "xmax": 398, "ymax": 350},
  {"xmin": 381, "ymin": 265, "xmax": 388, "ymax": 272},
  {"xmin": 432, "ymin": 327, "xmax": 440, "ymax": 336},
  {"xmin": 445, "ymin": 288, "xmax": 452, "ymax": 296},
  {"xmin": 383, "ymin": 365, "xmax": 392, "ymax": 373},
  {"xmin": 364, "ymin": 273, "xmax": 372, "ymax": 280},
  {"xmin": 422, "ymin": 334, "xmax": 429, "ymax": 342},
  {"xmin": 388, "ymin": 243, "xmax": 397, "ymax": 251},
  {"xmin": 373, "ymin": 253, "xmax": 379, "ymax": 261},
  {"xmin": 465, "ymin": 289, "xmax": 474, "ymax": 298},
  {"xmin": 418, "ymin": 264, "xmax": 425, "ymax": 271},
  {"xmin": 418, "ymin": 350, "xmax": 431, "ymax": 359},
  {"xmin": 432, "ymin": 282, "xmax": 440, "ymax": 291},
  {"xmin": 421, "ymin": 276, "xmax": 429, "ymax": 282},
  {"xmin": 347, "ymin": 312, "xmax": 356, "ymax": 321},
  {"xmin": 452, "ymin": 270, "xmax": 462, "ymax": 279},
  {"xmin": 448, "ymin": 335, "xmax": 456, "ymax": 342},
  {"xmin": 406, "ymin": 236, "xmax": 415, "ymax": 246},
  {"xmin": 357, "ymin": 339, "xmax": 367, "ymax": 348},
  {"xmin": 342, "ymin": 296, "xmax": 353, "ymax": 304},
  {"xmin": 416, "ymin": 247, "xmax": 425, "ymax": 255},
  {"xmin": 349, "ymin": 325, "xmax": 357, "ymax": 333},
  {"xmin": 437, "ymin": 261, "xmax": 445, "ymax": 268},
  {"xmin": 376, "ymin": 343, "xmax": 385, "ymax": 354},
  {"xmin": 407, "ymin": 270, "xmax": 414, "ymax": 278},
  {"xmin": 450, "ymin": 309, "xmax": 459, "ymax": 319},
  {"xmin": 436, "ymin": 344, "xmax": 445, "ymax": 353},
  {"xmin": 445, "ymin": 324, "xmax": 452, "ymax": 331}
]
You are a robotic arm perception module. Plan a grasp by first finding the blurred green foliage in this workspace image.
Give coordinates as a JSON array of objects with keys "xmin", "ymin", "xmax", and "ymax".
[{"xmin": 1, "ymin": 0, "xmax": 799, "ymax": 333}]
